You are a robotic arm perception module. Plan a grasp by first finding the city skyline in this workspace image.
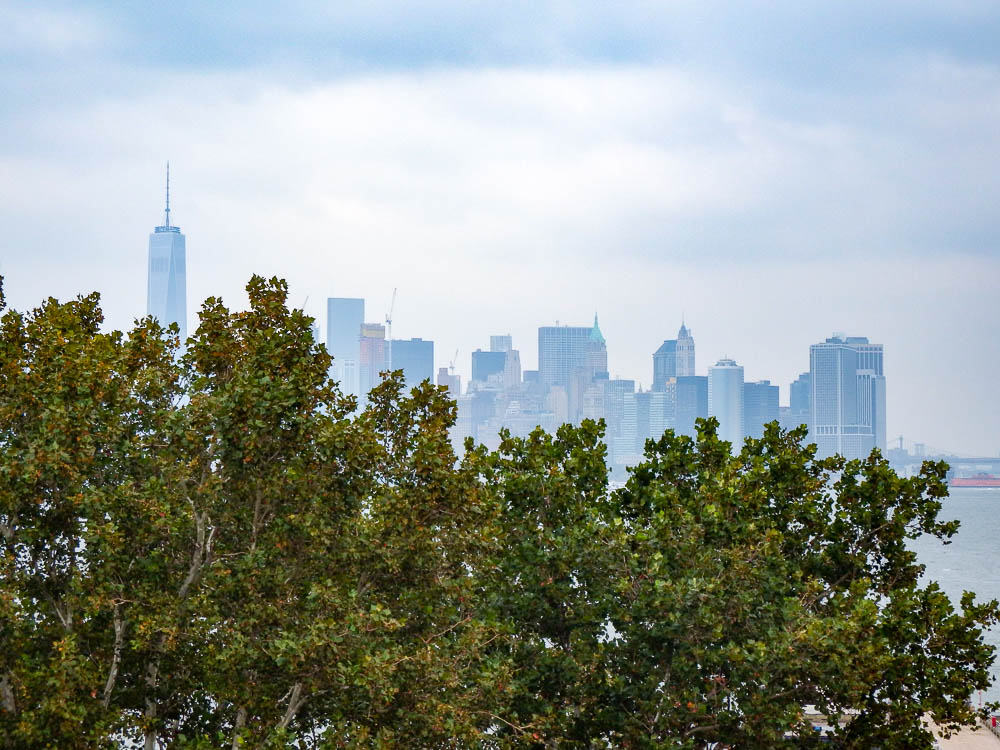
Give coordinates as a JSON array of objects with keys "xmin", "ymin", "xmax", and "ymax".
[
  {"xmin": 19, "ymin": 168, "xmax": 993, "ymax": 457},
  {"xmin": 1, "ymin": 2, "xmax": 998, "ymax": 455}
]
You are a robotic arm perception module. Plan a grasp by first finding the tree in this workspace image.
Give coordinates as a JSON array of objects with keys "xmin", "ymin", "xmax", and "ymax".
[
  {"xmin": 1, "ymin": 276, "xmax": 996, "ymax": 749},
  {"xmin": 0, "ymin": 277, "xmax": 502, "ymax": 748},
  {"xmin": 483, "ymin": 421, "xmax": 998, "ymax": 748}
]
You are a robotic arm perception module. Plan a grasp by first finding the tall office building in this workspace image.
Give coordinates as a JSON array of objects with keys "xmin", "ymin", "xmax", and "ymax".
[
  {"xmin": 809, "ymin": 335, "xmax": 886, "ymax": 460},
  {"xmin": 676, "ymin": 322, "xmax": 695, "ymax": 377},
  {"xmin": 652, "ymin": 339, "xmax": 677, "ymax": 391},
  {"xmin": 539, "ymin": 316, "xmax": 608, "ymax": 423},
  {"xmin": 790, "ymin": 372, "xmax": 811, "ymax": 414},
  {"xmin": 605, "ymin": 378, "xmax": 636, "ymax": 452},
  {"xmin": 620, "ymin": 389, "xmax": 675, "ymax": 458},
  {"xmin": 503, "ymin": 348, "xmax": 522, "ymax": 391},
  {"xmin": 490, "ymin": 334, "xmax": 513, "ymax": 353},
  {"xmin": 847, "ymin": 337, "xmax": 886, "ymax": 452},
  {"xmin": 359, "ymin": 322, "xmax": 386, "ymax": 399},
  {"xmin": 538, "ymin": 324, "xmax": 593, "ymax": 389},
  {"xmin": 147, "ymin": 164, "xmax": 187, "ymax": 342},
  {"xmin": 743, "ymin": 380, "xmax": 779, "ymax": 440},
  {"xmin": 586, "ymin": 315, "xmax": 609, "ymax": 375},
  {"xmin": 437, "ymin": 367, "xmax": 461, "ymax": 398},
  {"xmin": 709, "ymin": 358, "xmax": 744, "ymax": 448},
  {"xmin": 779, "ymin": 372, "xmax": 812, "ymax": 431},
  {"xmin": 327, "ymin": 298, "xmax": 365, "ymax": 399},
  {"xmin": 675, "ymin": 375, "xmax": 708, "ymax": 438},
  {"xmin": 471, "ymin": 350, "xmax": 506, "ymax": 385},
  {"xmin": 391, "ymin": 338, "xmax": 434, "ymax": 391}
]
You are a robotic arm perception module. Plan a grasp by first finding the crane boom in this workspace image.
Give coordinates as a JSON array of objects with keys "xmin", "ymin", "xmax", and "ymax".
[{"xmin": 385, "ymin": 288, "xmax": 397, "ymax": 342}]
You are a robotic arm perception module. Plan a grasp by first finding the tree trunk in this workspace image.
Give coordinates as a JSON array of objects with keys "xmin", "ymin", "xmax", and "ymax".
[
  {"xmin": 144, "ymin": 660, "xmax": 159, "ymax": 750},
  {"xmin": 231, "ymin": 705, "xmax": 247, "ymax": 750},
  {"xmin": 1, "ymin": 673, "xmax": 16, "ymax": 715}
]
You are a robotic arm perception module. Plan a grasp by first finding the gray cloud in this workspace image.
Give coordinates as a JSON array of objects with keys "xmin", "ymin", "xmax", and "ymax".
[{"xmin": 1, "ymin": 2, "xmax": 998, "ymax": 454}]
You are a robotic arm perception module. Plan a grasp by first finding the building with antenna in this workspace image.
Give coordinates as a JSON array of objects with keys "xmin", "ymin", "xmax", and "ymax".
[
  {"xmin": 147, "ymin": 163, "xmax": 187, "ymax": 342},
  {"xmin": 676, "ymin": 322, "xmax": 695, "ymax": 376}
]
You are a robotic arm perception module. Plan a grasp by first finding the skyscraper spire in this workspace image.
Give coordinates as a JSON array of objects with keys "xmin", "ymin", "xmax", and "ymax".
[
  {"xmin": 590, "ymin": 312, "xmax": 605, "ymax": 344},
  {"xmin": 164, "ymin": 161, "xmax": 171, "ymax": 228}
]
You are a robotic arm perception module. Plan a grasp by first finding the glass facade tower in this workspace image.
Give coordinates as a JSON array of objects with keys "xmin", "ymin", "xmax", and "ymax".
[
  {"xmin": 709, "ymin": 358, "xmax": 745, "ymax": 449},
  {"xmin": 809, "ymin": 335, "xmax": 885, "ymax": 460},
  {"xmin": 147, "ymin": 165, "xmax": 187, "ymax": 342},
  {"xmin": 327, "ymin": 297, "xmax": 365, "ymax": 399},
  {"xmin": 391, "ymin": 338, "xmax": 434, "ymax": 391}
]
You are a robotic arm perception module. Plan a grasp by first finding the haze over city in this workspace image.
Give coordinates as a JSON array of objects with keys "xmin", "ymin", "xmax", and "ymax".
[{"xmin": 2, "ymin": 1, "xmax": 998, "ymax": 454}]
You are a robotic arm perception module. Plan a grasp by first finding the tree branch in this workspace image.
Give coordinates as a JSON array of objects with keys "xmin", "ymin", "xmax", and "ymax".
[
  {"xmin": 102, "ymin": 603, "xmax": 125, "ymax": 709},
  {"xmin": 277, "ymin": 682, "xmax": 306, "ymax": 732}
]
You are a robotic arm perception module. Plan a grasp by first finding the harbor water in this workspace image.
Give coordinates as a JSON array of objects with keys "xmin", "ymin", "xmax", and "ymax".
[{"xmin": 910, "ymin": 487, "xmax": 1000, "ymax": 706}]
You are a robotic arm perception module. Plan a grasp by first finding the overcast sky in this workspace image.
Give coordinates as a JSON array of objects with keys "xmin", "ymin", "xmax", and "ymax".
[{"xmin": 1, "ymin": 1, "xmax": 998, "ymax": 455}]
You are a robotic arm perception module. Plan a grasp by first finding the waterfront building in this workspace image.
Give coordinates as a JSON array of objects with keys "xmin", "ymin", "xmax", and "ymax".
[
  {"xmin": 327, "ymin": 298, "xmax": 364, "ymax": 399},
  {"xmin": 743, "ymin": 380, "xmax": 779, "ymax": 440},
  {"xmin": 675, "ymin": 375, "xmax": 708, "ymax": 438},
  {"xmin": 676, "ymin": 322, "xmax": 696, "ymax": 377},
  {"xmin": 709, "ymin": 358, "xmax": 744, "ymax": 448},
  {"xmin": 147, "ymin": 165, "xmax": 187, "ymax": 342},
  {"xmin": 809, "ymin": 335, "xmax": 886, "ymax": 460}
]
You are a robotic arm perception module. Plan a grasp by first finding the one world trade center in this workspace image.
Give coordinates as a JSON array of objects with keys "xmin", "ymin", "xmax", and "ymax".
[{"xmin": 147, "ymin": 163, "xmax": 187, "ymax": 342}]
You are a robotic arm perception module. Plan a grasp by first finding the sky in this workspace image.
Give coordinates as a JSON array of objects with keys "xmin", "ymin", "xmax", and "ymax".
[{"xmin": 1, "ymin": 1, "xmax": 998, "ymax": 455}]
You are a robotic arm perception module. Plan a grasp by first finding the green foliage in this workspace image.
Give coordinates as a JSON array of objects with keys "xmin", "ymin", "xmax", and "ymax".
[{"xmin": 1, "ymin": 276, "xmax": 996, "ymax": 749}]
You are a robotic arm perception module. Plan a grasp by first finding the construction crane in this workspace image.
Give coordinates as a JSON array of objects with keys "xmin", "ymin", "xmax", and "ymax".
[
  {"xmin": 384, "ymin": 288, "xmax": 397, "ymax": 366},
  {"xmin": 449, "ymin": 348, "xmax": 459, "ymax": 375},
  {"xmin": 385, "ymin": 288, "xmax": 397, "ymax": 342}
]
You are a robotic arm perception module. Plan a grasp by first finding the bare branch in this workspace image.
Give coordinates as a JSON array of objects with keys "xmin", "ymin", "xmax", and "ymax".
[
  {"xmin": 102, "ymin": 603, "xmax": 125, "ymax": 709},
  {"xmin": 277, "ymin": 682, "xmax": 306, "ymax": 732}
]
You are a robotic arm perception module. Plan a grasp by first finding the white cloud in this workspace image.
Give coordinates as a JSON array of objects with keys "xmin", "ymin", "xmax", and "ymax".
[{"xmin": 0, "ymin": 2, "xmax": 111, "ymax": 56}]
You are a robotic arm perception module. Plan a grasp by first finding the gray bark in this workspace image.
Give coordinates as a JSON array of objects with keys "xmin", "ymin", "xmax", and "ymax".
[
  {"xmin": 1, "ymin": 673, "xmax": 16, "ymax": 715},
  {"xmin": 102, "ymin": 604, "xmax": 125, "ymax": 709},
  {"xmin": 231, "ymin": 706, "xmax": 247, "ymax": 750},
  {"xmin": 143, "ymin": 661, "xmax": 159, "ymax": 750},
  {"xmin": 277, "ymin": 682, "xmax": 306, "ymax": 732}
]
